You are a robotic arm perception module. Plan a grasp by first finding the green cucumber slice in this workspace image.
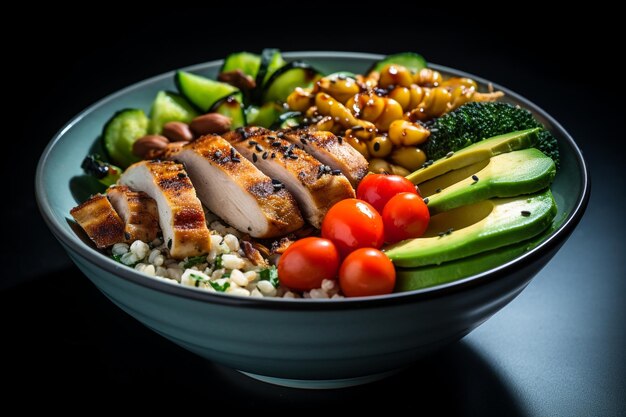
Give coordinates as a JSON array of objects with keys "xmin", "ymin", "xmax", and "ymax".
[
  {"xmin": 369, "ymin": 52, "xmax": 427, "ymax": 73},
  {"xmin": 256, "ymin": 48, "xmax": 286, "ymax": 88},
  {"xmin": 102, "ymin": 109, "xmax": 148, "ymax": 168},
  {"xmin": 212, "ymin": 95, "xmax": 246, "ymax": 129},
  {"xmin": 148, "ymin": 91, "xmax": 198, "ymax": 134},
  {"xmin": 175, "ymin": 71, "xmax": 239, "ymax": 112},
  {"xmin": 262, "ymin": 62, "xmax": 321, "ymax": 103},
  {"xmin": 247, "ymin": 102, "xmax": 283, "ymax": 128},
  {"xmin": 220, "ymin": 52, "xmax": 261, "ymax": 78}
]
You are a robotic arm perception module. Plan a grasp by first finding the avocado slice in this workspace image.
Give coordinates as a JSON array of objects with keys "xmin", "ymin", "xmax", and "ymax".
[
  {"xmin": 395, "ymin": 223, "xmax": 556, "ymax": 292},
  {"xmin": 407, "ymin": 128, "xmax": 541, "ymax": 184},
  {"xmin": 384, "ymin": 189, "xmax": 557, "ymax": 268},
  {"xmin": 421, "ymin": 148, "xmax": 556, "ymax": 215}
]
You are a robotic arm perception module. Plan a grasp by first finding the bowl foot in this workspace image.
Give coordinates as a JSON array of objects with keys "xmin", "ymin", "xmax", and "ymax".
[{"xmin": 237, "ymin": 369, "xmax": 401, "ymax": 389}]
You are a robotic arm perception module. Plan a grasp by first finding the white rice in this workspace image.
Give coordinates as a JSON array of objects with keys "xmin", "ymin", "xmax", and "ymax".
[{"xmin": 109, "ymin": 218, "xmax": 343, "ymax": 299}]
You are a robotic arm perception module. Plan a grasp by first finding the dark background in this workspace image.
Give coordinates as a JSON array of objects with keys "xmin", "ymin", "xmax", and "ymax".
[{"xmin": 4, "ymin": 8, "xmax": 624, "ymax": 414}]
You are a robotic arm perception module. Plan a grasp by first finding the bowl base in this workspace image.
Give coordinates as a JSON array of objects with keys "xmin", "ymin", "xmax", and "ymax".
[{"xmin": 238, "ymin": 368, "xmax": 401, "ymax": 389}]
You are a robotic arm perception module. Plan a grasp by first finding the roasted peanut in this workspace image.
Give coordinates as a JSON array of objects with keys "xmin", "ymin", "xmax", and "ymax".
[
  {"xmin": 190, "ymin": 113, "xmax": 231, "ymax": 135},
  {"xmin": 132, "ymin": 135, "xmax": 169, "ymax": 159},
  {"xmin": 162, "ymin": 121, "xmax": 194, "ymax": 142},
  {"xmin": 218, "ymin": 69, "xmax": 256, "ymax": 91}
]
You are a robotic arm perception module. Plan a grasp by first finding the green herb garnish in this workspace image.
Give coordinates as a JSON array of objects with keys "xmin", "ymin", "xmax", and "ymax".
[
  {"xmin": 259, "ymin": 266, "xmax": 279, "ymax": 288},
  {"xmin": 210, "ymin": 281, "xmax": 230, "ymax": 292},
  {"xmin": 221, "ymin": 272, "xmax": 231, "ymax": 279},
  {"xmin": 189, "ymin": 272, "xmax": 209, "ymax": 287},
  {"xmin": 184, "ymin": 255, "xmax": 207, "ymax": 269},
  {"xmin": 214, "ymin": 254, "xmax": 223, "ymax": 269},
  {"xmin": 111, "ymin": 253, "xmax": 123, "ymax": 263}
]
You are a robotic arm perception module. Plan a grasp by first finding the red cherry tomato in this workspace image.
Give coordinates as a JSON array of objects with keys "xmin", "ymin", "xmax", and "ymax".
[
  {"xmin": 321, "ymin": 199, "xmax": 384, "ymax": 257},
  {"xmin": 278, "ymin": 237, "xmax": 340, "ymax": 291},
  {"xmin": 356, "ymin": 174, "xmax": 418, "ymax": 214},
  {"xmin": 339, "ymin": 248, "xmax": 396, "ymax": 297},
  {"xmin": 382, "ymin": 192, "xmax": 430, "ymax": 243}
]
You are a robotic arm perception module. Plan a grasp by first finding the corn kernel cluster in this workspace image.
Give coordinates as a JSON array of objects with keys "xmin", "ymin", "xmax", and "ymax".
[{"xmin": 287, "ymin": 64, "xmax": 503, "ymax": 174}]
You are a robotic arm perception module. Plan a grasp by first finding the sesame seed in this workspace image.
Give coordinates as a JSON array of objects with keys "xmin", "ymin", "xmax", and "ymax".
[
  {"xmin": 446, "ymin": 228, "xmax": 454, "ymax": 235},
  {"xmin": 268, "ymin": 135, "xmax": 276, "ymax": 140},
  {"xmin": 435, "ymin": 188, "xmax": 441, "ymax": 193},
  {"xmin": 373, "ymin": 142, "xmax": 381, "ymax": 152},
  {"xmin": 271, "ymin": 153, "xmax": 276, "ymax": 158},
  {"xmin": 248, "ymin": 140, "xmax": 258, "ymax": 146},
  {"xmin": 337, "ymin": 136, "xmax": 343, "ymax": 144},
  {"xmin": 331, "ymin": 169, "xmax": 342, "ymax": 175},
  {"xmin": 255, "ymin": 144, "xmax": 263, "ymax": 152},
  {"xmin": 262, "ymin": 151, "xmax": 268, "ymax": 159},
  {"xmin": 300, "ymin": 137, "xmax": 308, "ymax": 145},
  {"xmin": 324, "ymin": 165, "xmax": 332, "ymax": 172},
  {"xmin": 289, "ymin": 154, "xmax": 298, "ymax": 160},
  {"xmin": 446, "ymin": 151, "xmax": 454, "ymax": 158},
  {"xmin": 521, "ymin": 210, "xmax": 531, "ymax": 217},
  {"xmin": 177, "ymin": 173, "xmax": 186, "ymax": 178},
  {"xmin": 337, "ymin": 74, "xmax": 347, "ymax": 80},
  {"xmin": 276, "ymin": 132, "xmax": 284, "ymax": 138},
  {"xmin": 423, "ymin": 197, "xmax": 429, "ymax": 205},
  {"xmin": 472, "ymin": 175, "xmax": 479, "ymax": 182},
  {"xmin": 167, "ymin": 239, "xmax": 172, "ymax": 249},
  {"xmin": 272, "ymin": 141, "xmax": 281, "ymax": 147},
  {"xmin": 286, "ymin": 144, "xmax": 295, "ymax": 154},
  {"xmin": 252, "ymin": 153, "xmax": 258, "ymax": 162},
  {"xmin": 230, "ymin": 148, "xmax": 236, "ymax": 159},
  {"xmin": 351, "ymin": 125, "xmax": 364, "ymax": 131},
  {"xmin": 271, "ymin": 179, "xmax": 281, "ymax": 185},
  {"xmin": 231, "ymin": 157, "xmax": 240, "ymax": 163},
  {"xmin": 438, "ymin": 231, "xmax": 445, "ymax": 237},
  {"xmin": 214, "ymin": 150, "xmax": 222, "ymax": 158}
]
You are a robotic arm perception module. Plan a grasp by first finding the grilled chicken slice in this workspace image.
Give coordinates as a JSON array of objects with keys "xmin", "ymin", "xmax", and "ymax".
[
  {"xmin": 224, "ymin": 127, "xmax": 355, "ymax": 228},
  {"xmin": 174, "ymin": 135, "xmax": 304, "ymax": 238},
  {"xmin": 70, "ymin": 194, "xmax": 125, "ymax": 248},
  {"xmin": 120, "ymin": 161, "xmax": 211, "ymax": 259},
  {"xmin": 106, "ymin": 185, "xmax": 160, "ymax": 243},
  {"xmin": 281, "ymin": 129, "xmax": 368, "ymax": 187}
]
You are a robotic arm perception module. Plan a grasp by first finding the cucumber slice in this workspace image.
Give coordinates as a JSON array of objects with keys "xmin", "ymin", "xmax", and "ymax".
[
  {"xmin": 247, "ymin": 102, "xmax": 283, "ymax": 128},
  {"xmin": 276, "ymin": 111, "xmax": 303, "ymax": 129},
  {"xmin": 148, "ymin": 91, "xmax": 198, "ymax": 134},
  {"xmin": 369, "ymin": 52, "xmax": 427, "ymax": 73},
  {"xmin": 263, "ymin": 62, "xmax": 321, "ymax": 103},
  {"xmin": 102, "ymin": 109, "xmax": 148, "ymax": 168},
  {"xmin": 212, "ymin": 95, "xmax": 246, "ymax": 129},
  {"xmin": 256, "ymin": 48, "xmax": 286, "ymax": 88},
  {"xmin": 175, "ymin": 71, "xmax": 239, "ymax": 112},
  {"xmin": 220, "ymin": 52, "xmax": 261, "ymax": 78}
]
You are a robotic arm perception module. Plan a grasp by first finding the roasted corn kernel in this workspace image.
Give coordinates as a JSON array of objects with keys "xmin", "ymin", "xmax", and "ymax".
[
  {"xmin": 388, "ymin": 120, "xmax": 430, "ymax": 146},
  {"xmin": 379, "ymin": 64, "xmax": 414, "ymax": 88},
  {"xmin": 413, "ymin": 68, "xmax": 443, "ymax": 87},
  {"xmin": 367, "ymin": 135, "xmax": 393, "ymax": 158},
  {"xmin": 390, "ymin": 146, "xmax": 427, "ymax": 172}
]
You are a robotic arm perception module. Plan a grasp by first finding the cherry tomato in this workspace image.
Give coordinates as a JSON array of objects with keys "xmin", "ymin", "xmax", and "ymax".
[
  {"xmin": 382, "ymin": 192, "xmax": 430, "ymax": 243},
  {"xmin": 321, "ymin": 199, "xmax": 384, "ymax": 257},
  {"xmin": 339, "ymin": 248, "xmax": 396, "ymax": 297},
  {"xmin": 278, "ymin": 237, "xmax": 340, "ymax": 291},
  {"xmin": 356, "ymin": 174, "xmax": 419, "ymax": 214}
]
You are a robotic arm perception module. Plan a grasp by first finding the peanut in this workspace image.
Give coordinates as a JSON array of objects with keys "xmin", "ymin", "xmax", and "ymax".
[
  {"xmin": 162, "ymin": 121, "xmax": 193, "ymax": 142},
  {"xmin": 190, "ymin": 113, "xmax": 231, "ymax": 135},
  {"xmin": 132, "ymin": 135, "xmax": 169, "ymax": 159}
]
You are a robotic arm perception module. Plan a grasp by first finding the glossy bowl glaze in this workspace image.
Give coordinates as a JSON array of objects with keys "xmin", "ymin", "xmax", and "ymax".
[{"xmin": 35, "ymin": 52, "xmax": 589, "ymax": 388}]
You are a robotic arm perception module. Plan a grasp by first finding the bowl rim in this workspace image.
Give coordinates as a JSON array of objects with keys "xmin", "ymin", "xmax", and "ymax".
[{"xmin": 35, "ymin": 51, "xmax": 590, "ymax": 310}]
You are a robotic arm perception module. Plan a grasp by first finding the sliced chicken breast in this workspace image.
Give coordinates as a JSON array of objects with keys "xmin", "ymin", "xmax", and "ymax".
[
  {"xmin": 281, "ymin": 129, "xmax": 368, "ymax": 187},
  {"xmin": 223, "ymin": 127, "xmax": 355, "ymax": 228},
  {"xmin": 70, "ymin": 194, "xmax": 125, "ymax": 248},
  {"xmin": 174, "ymin": 135, "xmax": 304, "ymax": 238},
  {"xmin": 106, "ymin": 185, "xmax": 160, "ymax": 243},
  {"xmin": 120, "ymin": 161, "xmax": 211, "ymax": 259}
]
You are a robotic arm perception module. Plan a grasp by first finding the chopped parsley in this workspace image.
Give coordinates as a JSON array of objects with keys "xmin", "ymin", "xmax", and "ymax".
[
  {"xmin": 111, "ymin": 253, "xmax": 123, "ymax": 263},
  {"xmin": 184, "ymin": 255, "xmax": 207, "ymax": 269},
  {"xmin": 259, "ymin": 266, "xmax": 279, "ymax": 288},
  {"xmin": 214, "ymin": 254, "xmax": 223, "ymax": 269},
  {"xmin": 210, "ymin": 281, "xmax": 230, "ymax": 292},
  {"xmin": 189, "ymin": 272, "xmax": 208, "ymax": 287},
  {"xmin": 221, "ymin": 272, "xmax": 231, "ymax": 279}
]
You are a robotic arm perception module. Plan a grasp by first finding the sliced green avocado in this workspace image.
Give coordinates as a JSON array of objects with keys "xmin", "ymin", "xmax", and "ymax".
[
  {"xmin": 421, "ymin": 148, "xmax": 556, "ymax": 214},
  {"xmin": 407, "ymin": 128, "xmax": 540, "ymax": 184},
  {"xmin": 395, "ymin": 223, "xmax": 556, "ymax": 292},
  {"xmin": 384, "ymin": 189, "xmax": 557, "ymax": 268}
]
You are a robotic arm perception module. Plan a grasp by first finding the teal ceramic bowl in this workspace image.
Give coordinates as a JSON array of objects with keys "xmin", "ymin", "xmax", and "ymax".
[{"xmin": 35, "ymin": 52, "xmax": 589, "ymax": 389}]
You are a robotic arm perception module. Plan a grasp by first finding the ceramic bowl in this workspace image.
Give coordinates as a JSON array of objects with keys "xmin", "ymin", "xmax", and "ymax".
[{"xmin": 35, "ymin": 52, "xmax": 589, "ymax": 389}]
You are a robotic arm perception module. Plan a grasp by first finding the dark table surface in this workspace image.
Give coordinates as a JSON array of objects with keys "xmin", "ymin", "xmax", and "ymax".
[{"xmin": 4, "ymin": 9, "xmax": 624, "ymax": 414}]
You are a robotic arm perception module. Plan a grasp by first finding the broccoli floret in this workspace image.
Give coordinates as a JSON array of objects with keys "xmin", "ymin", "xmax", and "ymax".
[{"xmin": 425, "ymin": 102, "xmax": 560, "ymax": 167}]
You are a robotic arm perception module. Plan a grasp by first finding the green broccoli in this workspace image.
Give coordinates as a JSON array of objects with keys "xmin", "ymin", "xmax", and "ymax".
[{"xmin": 425, "ymin": 102, "xmax": 559, "ymax": 167}]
